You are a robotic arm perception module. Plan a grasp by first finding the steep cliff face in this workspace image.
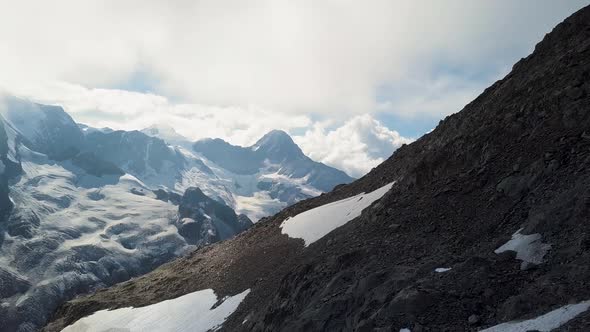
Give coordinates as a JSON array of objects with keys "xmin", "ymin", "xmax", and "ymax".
[
  {"xmin": 0, "ymin": 116, "xmax": 21, "ymax": 227},
  {"xmin": 47, "ymin": 5, "xmax": 590, "ymax": 332},
  {"xmin": 0, "ymin": 97, "xmax": 83, "ymax": 160}
]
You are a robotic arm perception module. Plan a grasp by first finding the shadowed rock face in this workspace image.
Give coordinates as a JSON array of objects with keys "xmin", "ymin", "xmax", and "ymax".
[
  {"xmin": 71, "ymin": 152, "xmax": 124, "ymax": 177},
  {"xmin": 0, "ymin": 115, "xmax": 22, "ymax": 239},
  {"xmin": 82, "ymin": 130, "xmax": 190, "ymax": 176},
  {"xmin": 176, "ymin": 187, "xmax": 252, "ymax": 246},
  {"xmin": 0, "ymin": 97, "xmax": 84, "ymax": 160},
  {"xmin": 45, "ymin": 6, "xmax": 590, "ymax": 332}
]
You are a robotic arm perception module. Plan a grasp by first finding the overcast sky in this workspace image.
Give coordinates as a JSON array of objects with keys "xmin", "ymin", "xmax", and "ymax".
[{"xmin": 0, "ymin": 0, "xmax": 587, "ymax": 177}]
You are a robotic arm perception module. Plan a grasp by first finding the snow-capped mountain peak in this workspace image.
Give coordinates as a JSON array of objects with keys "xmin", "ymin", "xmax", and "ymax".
[{"xmin": 251, "ymin": 130, "xmax": 304, "ymax": 162}]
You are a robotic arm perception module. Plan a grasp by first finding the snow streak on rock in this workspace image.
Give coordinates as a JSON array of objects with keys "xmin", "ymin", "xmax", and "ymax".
[
  {"xmin": 480, "ymin": 301, "xmax": 590, "ymax": 332},
  {"xmin": 280, "ymin": 182, "xmax": 394, "ymax": 246}
]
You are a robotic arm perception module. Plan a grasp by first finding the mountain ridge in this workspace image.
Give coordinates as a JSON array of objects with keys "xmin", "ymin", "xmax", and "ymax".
[{"xmin": 193, "ymin": 130, "xmax": 355, "ymax": 193}]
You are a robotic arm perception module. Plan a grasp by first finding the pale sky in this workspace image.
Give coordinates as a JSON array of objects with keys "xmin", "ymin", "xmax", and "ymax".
[{"xmin": 0, "ymin": 0, "xmax": 587, "ymax": 177}]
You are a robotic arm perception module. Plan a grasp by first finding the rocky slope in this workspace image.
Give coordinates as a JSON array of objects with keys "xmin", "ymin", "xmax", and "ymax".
[{"xmin": 46, "ymin": 5, "xmax": 590, "ymax": 332}]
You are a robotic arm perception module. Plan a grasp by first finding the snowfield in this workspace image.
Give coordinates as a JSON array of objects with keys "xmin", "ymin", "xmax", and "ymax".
[
  {"xmin": 280, "ymin": 182, "xmax": 394, "ymax": 246},
  {"xmin": 480, "ymin": 300, "xmax": 590, "ymax": 332},
  {"xmin": 62, "ymin": 288, "xmax": 251, "ymax": 332},
  {"xmin": 494, "ymin": 228, "xmax": 551, "ymax": 270},
  {"xmin": 0, "ymin": 148, "xmax": 187, "ymax": 329}
]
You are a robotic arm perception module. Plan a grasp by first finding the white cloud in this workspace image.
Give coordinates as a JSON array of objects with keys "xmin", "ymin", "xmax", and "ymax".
[
  {"xmin": 293, "ymin": 115, "xmax": 413, "ymax": 177},
  {"xmin": 376, "ymin": 71, "xmax": 508, "ymax": 118},
  {"xmin": 0, "ymin": 1, "xmax": 586, "ymax": 118}
]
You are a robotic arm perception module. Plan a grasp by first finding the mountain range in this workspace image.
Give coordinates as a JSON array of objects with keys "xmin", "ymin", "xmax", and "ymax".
[
  {"xmin": 44, "ymin": 5, "xmax": 590, "ymax": 332},
  {"xmin": 0, "ymin": 97, "xmax": 353, "ymax": 331}
]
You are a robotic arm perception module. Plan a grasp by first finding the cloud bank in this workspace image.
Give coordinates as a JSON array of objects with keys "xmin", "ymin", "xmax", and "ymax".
[
  {"xmin": 1, "ymin": 1, "xmax": 586, "ymax": 117},
  {"xmin": 294, "ymin": 115, "xmax": 413, "ymax": 177}
]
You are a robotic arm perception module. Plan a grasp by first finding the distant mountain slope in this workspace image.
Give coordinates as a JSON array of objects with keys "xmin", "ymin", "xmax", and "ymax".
[
  {"xmin": 0, "ymin": 117, "xmax": 21, "ymax": 219},
  {"xmin": 138, "ymin": 126, "xmax": 356, "ymax": 220},
  {"xmin": 0, "ymin": 96, "xmax": 83, "ymax": 160},
  {"xmin": 0, "ymin": 96, "xmax": 353, "ymax": 331},
  {"xmin": 141, "ymin": 124, "xmax": 190, "ymax": 148},
  {"xmin": 46, "ymin": 6, "xmax": 590, "ymax": 332},
  {"xmin": 176, "ymin": 187, "xmax": 252, "ymax": 246},
  {"xmin": 193, "ymin": 130, "xmax": 355, "ymax": 192},
  {"xmin": 0, "ymin": 100, "xmax": 251, "ymax": 332}
]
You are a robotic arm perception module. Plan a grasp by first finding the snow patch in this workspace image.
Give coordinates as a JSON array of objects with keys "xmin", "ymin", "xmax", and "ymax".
[
  {"xmin": 480, "ymin": 300, "xmax": 590, "ymax": 332},
  {"xmin": 180, "ymin": 217, "xmax": 196, "ymax": 225},
  {"xmin": 280, "ymin": 182, "xmax": 394, "ymax": 246},
  {"xmin": 0, "ymin": 159, "xmax": 5, "ymax": 174},
  {"xmin": 494, "ymin": 228, "xmax": 551, "ymax": 269},
  {"xmin": 435, "ymin": 267, "xmax": 452, "ymax": 273},
  {"xmin": 62, "ymin": 288, "xmax": 250, "ymax": 332}
]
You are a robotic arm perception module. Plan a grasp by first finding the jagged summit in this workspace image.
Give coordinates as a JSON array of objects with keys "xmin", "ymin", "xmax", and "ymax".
[
  {"xmin": 193, "ymin": 131, "xmax": 354, "ymax": 191},
  {"xmin": 251, "ymin": 130, "xmax": 304, "ymax": 161},
  {"xmin": 252, "ymin": 130, "xmax": 295, "ymax": 150}
]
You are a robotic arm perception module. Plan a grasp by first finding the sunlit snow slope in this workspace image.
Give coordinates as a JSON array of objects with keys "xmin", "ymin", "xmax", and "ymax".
[{"xmin": 280, "ymin": 182, "xmax": 394, "ymax": 246}]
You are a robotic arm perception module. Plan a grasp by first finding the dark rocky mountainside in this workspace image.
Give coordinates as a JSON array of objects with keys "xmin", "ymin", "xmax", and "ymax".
[{"xmin": 46, "ymin": 6, "xmax": 590, "ymax": 332}]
